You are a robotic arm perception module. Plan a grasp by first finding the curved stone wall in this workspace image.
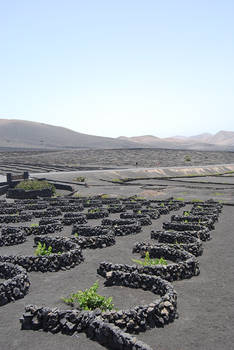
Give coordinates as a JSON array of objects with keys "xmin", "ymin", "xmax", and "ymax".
[
  {"xmin": 0, "ymin": 236, "xmax": 84, "ymax": 272},
  {"xmin": 0, "ymin": 262, "xmax": 30, "ymax": 306}
]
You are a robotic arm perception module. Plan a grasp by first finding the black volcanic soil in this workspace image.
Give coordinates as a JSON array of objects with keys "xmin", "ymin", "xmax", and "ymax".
[
  {"xmin": 0, "ymin": 149, "xmax": 234, "ymax": 350},
  {"xmin": 0, "ymin": 194, "xmax": 233, "ymax": 350},
  {"xmin": 0, "ymin": 148, "xmax": 234, "ymax": 175}
]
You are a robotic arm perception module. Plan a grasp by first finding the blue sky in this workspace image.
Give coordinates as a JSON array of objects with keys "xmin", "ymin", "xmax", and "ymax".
[{"xmin": 0, "ymin": 0, "xmax": 233, "ymax": 138}]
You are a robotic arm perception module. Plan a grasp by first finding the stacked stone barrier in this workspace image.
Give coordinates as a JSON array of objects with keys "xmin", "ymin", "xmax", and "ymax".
[
  {"xmin": 59, "ymin": 205, "xmax": 84, "ymax": 212},
  {"xmin": 86, "ymin": 209, "xmax": 109, "ymax": 219},
  {"xmin": 7, "ymin": 188, "xmax": 53, "ymax": 199},
  {"xmin": 0, "ymin": 207, "xmax": 22, "ymax": 215},
  {"xmin": 100, "ymin": 198, "xmax": 121, "ymax": 205},
  {"xmin": 0, "ymin": 213, "xmax": 33, "ymax": 224},
  {"xmin": 20, "ymin": 305, "xmax": 153, "ymax": 350},
  {"xmin": 62, "ymin": 213, "xmax": 87, "ymax": 225},
  {"xmin": 39, "ymin": 218, "xmax": 61, "ymax": 225},
  {"xmin": 162, "ymin": 222, "xmax": 212, "ymax": 239},
  {"xmin": 171, "ymin": 215, "xmax": 215, "ymax": 230},
  {"xmin": 76, "ymin": 234, "xmax": 116, "ymax": 249},
  {"xmin": 70, "ymin": 225, "xmax": 116, "ymax": 249},
  {"xmin": 72, "ymin": 225, "xmax": 114, "ymax": 237},
  {"xmin": 150, "ymin": 230, "xmax": 203, "ymax": 256},
  {"xmin": 189, "ymin": 209, "xmax": 219, "ymax": 221},
  {"xmin": 0, "ymin": 226, "xmax": 26, "ymax": 246},
  {"xmin": 0, "ymin": 262, "xmax": 30, "ymax": 306},
  {"xmin": 0, "ymin": 236, "xmax": 84, "ymax": 272},
  {"xmin": 99, "ymin": 243, "xmax": 200, "ymax": 282},
  {"xmin": 20, "ymin": 270, "xmax": 177, "ymax": 349},
  {"xmin": 33, "ymin": 209, "xmax": 62, "ymax": 218},
  {"xmin": 120, "ymin": 213, "xmax": 152, "ymax": 226},
  {"xmin": 133, "ymin": 208, "xmax": 160, "ymax": 220},
  {"xmin": 102, "ymin": 218, "xmax": 142, "ymax": 236},
  {"xmin": 113, "ymin": 224, "xmax": 142, "ymax": 236},
  {"xmin": 101, "ymin": 271, "xmax": 177, "ymax": 331},
  {"xmin": 83, "ymin": 200, "xmax": 103, "ymax": 208},
  {"xmin": 22, "ymin": 223, "xmax": 63, "ymax": 236},
  {"xmin": 23, "ymin": 203, "xmax": 48, "ymax": 211},
  {"xmin": 108, "ymin": 205, "xmax": 126, "ymax": 213}
]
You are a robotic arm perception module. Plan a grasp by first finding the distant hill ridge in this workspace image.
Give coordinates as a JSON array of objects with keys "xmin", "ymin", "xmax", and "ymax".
[
  {"xmin": 118, "ymin": 131, "xmax": 234, "ymax": 150},
  {"xmin": 0, "ymin": 119, "xmax": 137, "ymax": 149},
  {"xmin": 0, "ymin": 119, "xmax": 233, "ymax": 151}
]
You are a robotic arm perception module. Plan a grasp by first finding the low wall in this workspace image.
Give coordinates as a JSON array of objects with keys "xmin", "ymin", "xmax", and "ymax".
[
  {"xmin": 0, "ymin": 262, "xmax": 30, "ymax": 306},
  {"xmin": 7, "ymin": 188, "xmax": 53, "ymax": 199},
  {"xmin": 0, "ymin": 236, "xmax": 84, "ymax": 272},
  {"xmin": 99, "ymin": 243, "xmax": 200, "ymax": 282},
  {"xmin": 20, "ymin": 305, "xmax": 153, "ymax": 350},
  {"xmin": 0, "ymin": 184, "xmax": 9, "ymax": 196},
  {"xmin": 150, "ymin": 231, "xmax": 203, "ymax": 256},
  {"xmin": 0, "ymin": 226, "xmax": 26, "ymax": 246}
]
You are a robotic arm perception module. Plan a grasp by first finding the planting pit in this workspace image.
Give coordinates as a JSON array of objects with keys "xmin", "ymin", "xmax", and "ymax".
[
  {"xmin": 151, "ymin": 230, "xmax": 203, "ymax": 256},
  {"xmin": 0, "ymin": 236, "xmax": 84, "ymax": 272},
  {"xmin": 99, "ymin": 242, "xmax": 200, "ymax": 282}
]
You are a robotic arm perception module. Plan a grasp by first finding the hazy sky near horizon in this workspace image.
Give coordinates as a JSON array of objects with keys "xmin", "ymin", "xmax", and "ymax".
[{"xmin": 0, "ymin": 0, "xmax": 233, "ymax": 138}]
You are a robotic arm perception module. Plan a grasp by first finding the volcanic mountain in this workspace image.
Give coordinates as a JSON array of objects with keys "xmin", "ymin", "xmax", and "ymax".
[
  {"xmin": 0, "ymin": 119, "xmax": 234, "ymax": 151},
  {"xmin": 0, "ymin": 119, "xmax": 140, "ymax": 149}
]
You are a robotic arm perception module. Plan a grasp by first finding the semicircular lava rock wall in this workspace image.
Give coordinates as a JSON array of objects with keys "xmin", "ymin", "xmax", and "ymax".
[
  {"xmin": 0, "ymin": 262, "xmax": 30, "ymax": 306},
  {"xmin": 0, "ymin": 236, "xmax": 84, "ymax": 272}
]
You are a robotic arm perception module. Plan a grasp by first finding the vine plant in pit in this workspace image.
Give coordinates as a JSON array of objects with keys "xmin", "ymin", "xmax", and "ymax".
[
  {"xmin": 132, "ymin": 252, "xmax": 168, "ymax": 266},
  {"xmin": 35, "ymin": 242, "xmax": 61, "ymax": 256},
  {"xmin": 62, "ymin": 281, "xmax": 115, "ymax": 311}
]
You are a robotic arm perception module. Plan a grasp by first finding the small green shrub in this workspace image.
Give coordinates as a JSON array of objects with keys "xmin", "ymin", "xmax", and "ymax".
[
  {"xmin": 111, "ymin": 178, "xmax": 123, "ymax": 183},
  {"xmin": 100, "ymin": 194, "xmax": 109, "ymax": 199},
  {"xmin": 52, "ymin": 193, "xmax": 61, "ymax": 198},
  {"xmin": 73, "ymin": 193, "xmax": 81, "ymax": 198},
  {"xmin": 74, "ymin": 176, "xmax": 86, "ymax": 182},
  {"xmin": 35, "ymin": 242, "xmax": 61, "ymax": 256},
  {"xmin": 132, "ymin": 251, "xmax": 168, "ymax": 266},
  {"xmin": 191, "ymin": 199, "xmax": 204, "ymax": 203},
  {"xmin": 175, "ymin": 240, "xmax": 183, "ymax": 248},
  {"xmin": 88, "ymin": 208, "xmax": 100, "ymax": 213},
  {"xmin": 30, "ymin": 223, "xmax": 39, "ymax": 228},
  {"xmin": 16, "ymin": 179, "xmax": 56, "ymax": 194},
  {"xmin": 184, "ymin": 155, "xmax": 191, "ymax": 162},
  {"xmin": 62, "ymin": 281, "xmax": 114, "ymax": 311},
  {"xmin": 35, "ymin": 242, "xmax": 53, "ymax": 256},
  {"xmin": 184, "ymin": 211, "xmax": 190, "ymax": 217}
]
